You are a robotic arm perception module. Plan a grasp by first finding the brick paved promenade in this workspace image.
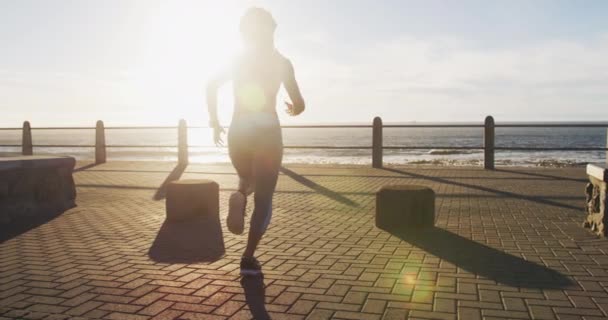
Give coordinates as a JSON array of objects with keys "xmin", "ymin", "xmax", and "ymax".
[{"xmin": 2, "ymin": 161, "xmax": 608, "ymax": 320}]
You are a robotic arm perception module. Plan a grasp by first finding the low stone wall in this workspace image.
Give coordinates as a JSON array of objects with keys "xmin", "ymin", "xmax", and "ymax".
[
  {"xmin": 584, "ymin": 163, "xmax": 607, "ymax": 237},
  {"xmin": 0, "ymin": 156, "xmax": 76, "ymax": 225}
]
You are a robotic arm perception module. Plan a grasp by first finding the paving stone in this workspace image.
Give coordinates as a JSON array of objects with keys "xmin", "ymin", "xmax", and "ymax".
[{"xmin": 0, "ymin": 162, "xmax": 606, "ymax": 319}]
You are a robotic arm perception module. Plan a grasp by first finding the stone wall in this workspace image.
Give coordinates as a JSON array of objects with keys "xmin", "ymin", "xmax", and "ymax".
[
  {"xmin": 0, "ymin": 156, "xmax": 76, "ymax": 225},
  {"xmin": 584, "ymin": 164, "xmax": 607, "ymax": 237}
]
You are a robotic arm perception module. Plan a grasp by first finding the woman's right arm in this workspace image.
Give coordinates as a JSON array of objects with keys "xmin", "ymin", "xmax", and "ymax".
[
  {"xmin": 206, "ymin": 70, "xmax": 230, "ymax": 145},
  {"xmin": 206, "ymin": 72, "xmax": 229, "ymax": 127}
]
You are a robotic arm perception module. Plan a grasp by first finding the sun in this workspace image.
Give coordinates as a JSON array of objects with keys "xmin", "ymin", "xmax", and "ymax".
[{"xmin": 127, "ymin": 0, "xmax": 243, "ymax": 126}]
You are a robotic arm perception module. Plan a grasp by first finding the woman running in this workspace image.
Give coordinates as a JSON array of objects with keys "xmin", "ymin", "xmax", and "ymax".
[{"xmin": 206, "ymin": 7, "xmax": 305, "ymax": 276}]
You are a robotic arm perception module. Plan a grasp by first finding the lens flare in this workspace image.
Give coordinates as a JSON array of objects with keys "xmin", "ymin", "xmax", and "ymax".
[
  {"xmin": 404, "ymin": 274, "xmax": 416, "ymax": 285},
  {"xmin": 412, "ymin": 289, "xmax": 434, "ymax": 303}
]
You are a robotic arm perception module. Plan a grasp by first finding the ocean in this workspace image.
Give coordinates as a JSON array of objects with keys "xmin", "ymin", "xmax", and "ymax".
[{"xmin": 0, "ymin": 126, "xmax": 606, "ymax": 166}]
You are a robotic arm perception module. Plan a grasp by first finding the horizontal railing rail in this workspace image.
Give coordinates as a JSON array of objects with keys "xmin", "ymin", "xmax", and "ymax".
[
  {"xmin": 5, "ymin": 122, "xmax": 608, "ymax": 130},
  {"xmin": 496, "ymin": 123, "xmax": 608, "ymax": 128},
  {"xmin": 2, "ymin": 116, "xmax": 607, "ymax": 169},
  {"xmin": 495, "ymin": 147, "xmax": 608, "ymax": 151},
  {"xmin": 4, "ymin": 145, "xmax": 607, "ymax": 151},
  {"xmin": 4, "ymin": 124, "xmax": 608, "ymax": 132}
]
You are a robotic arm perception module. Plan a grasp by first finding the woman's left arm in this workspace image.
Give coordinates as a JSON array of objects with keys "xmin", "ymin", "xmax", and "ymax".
[{"xmin": 282, "ymin": 58, "xmax": 305, "ymax": 116}]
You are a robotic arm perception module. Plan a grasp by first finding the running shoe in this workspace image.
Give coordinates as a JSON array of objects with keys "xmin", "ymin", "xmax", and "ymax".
[{"xmin": 240, "ymin": 256, "xmax": 262, "ymax": 276}]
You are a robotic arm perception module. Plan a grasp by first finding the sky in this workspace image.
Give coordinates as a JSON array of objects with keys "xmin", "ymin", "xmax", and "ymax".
[{"xmin": 1, "ymin": 0, "xmax": 608, "ymax": 126}]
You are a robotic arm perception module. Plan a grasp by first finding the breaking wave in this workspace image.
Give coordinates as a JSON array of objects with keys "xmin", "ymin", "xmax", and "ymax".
[{"xmin": 428, "ymin": 149, "xmax": 481, "ymax": 155}]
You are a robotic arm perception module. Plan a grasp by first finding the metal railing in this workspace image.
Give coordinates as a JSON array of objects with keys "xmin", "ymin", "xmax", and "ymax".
[{"xmin": 2, "ymin": 116, "xmax": 608, "ymax": 169}]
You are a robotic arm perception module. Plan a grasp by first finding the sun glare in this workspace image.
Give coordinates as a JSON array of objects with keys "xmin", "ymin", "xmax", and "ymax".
[{"xmin": 128, "ymin": 1, "xmax": 242, "ymax": 126}]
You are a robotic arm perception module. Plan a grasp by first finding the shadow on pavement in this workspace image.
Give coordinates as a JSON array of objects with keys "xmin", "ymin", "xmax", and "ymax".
[
  {"xmin": 241, "ymin": 274, "xmax": 271, "ymax": 320},
  {"xmin": 382, "ymin": 167, "xmax": 582, "ymax": 210},
  {"xmin": 279, "ymin": 166, "xmax": 358, "ymax": 207},
  {"xmin": 153, "ymin": 163, "xmax": 187, "ymax": 200},
  {"xmin": 392, "ymin": 227, "xmax": 574, "ymax": 289},
  {"xmin": 495, "ymin": 168, "xmax": 587, "ymax": 182},
  {"xmin": 148, "ymin": 215, "xmax": 224, "ymax": 263},
  {"xmin": 0, "ymin": 207, "xmax": 69, "ymax": 243},
  {"xmin": 74, "ymin": 162, "xmax": 99, "ymax": 172}
]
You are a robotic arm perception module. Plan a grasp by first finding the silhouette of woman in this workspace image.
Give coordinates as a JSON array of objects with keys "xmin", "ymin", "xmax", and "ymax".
[{"xmin": 206, "ymin": 7, "xmax": 305, "ymax": 276}]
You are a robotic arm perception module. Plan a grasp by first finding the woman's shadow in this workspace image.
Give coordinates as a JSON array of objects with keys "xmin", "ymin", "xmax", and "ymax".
[{"xmin": 241, "ymin": 274, "xmax": 271, "ymax": 320}]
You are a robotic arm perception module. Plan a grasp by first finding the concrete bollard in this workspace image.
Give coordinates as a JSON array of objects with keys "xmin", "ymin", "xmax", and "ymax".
[
  {"xmin": 484, "ymin": 115, "xmax": 495, "ymax": 170},
  {"xmin": 22, "ymin": 121, "xmax": 33, "ymax": 156},
  {"xmin": 178, "ymin": 119, "xmax": 188, "ymax": 166},
  {"xmin": 376, "ymin": 185, "xmax": 435, "ymax": 233},
  {"xmin": 95, "ymin": 120, "xmax": 106, "ymax": 164},
  {"xmin": 166, "ymin": 179, "xmax": 218, "ymax": 222},
  {"xmin": 154, "ymin": 178, "xmax": 224, "ymax": 262},
  {"xmin": 372, "ymin": 116, "xmax": 383, "ymax": 168}
]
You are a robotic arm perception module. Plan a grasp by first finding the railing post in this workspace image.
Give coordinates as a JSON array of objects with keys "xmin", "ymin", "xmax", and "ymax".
[
  {"xmin": 95, "ymin": 120, "xmax": 106, "ymax": 164},
  {"xmin": 484, "ymin": 115, "xmax": 495, "ymax": 170},
  {"xmin": 22, "ymin": 121, "xmax": 33, "ymax": 156},
  {"xmin": 178, "ymin": 119, "xmax": 188, "ymax": 166},
  {"xmin": 372, "ymin": 116, "xmax": 383, "ymax": 168}
]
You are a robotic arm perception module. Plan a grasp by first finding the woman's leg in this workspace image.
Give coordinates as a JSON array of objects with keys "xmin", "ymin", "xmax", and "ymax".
[
  {"xmin": 227, "ymin": 127, "xmax": 253, "ymax": 235},
  {"xmin": 228, "ymin": 126, "xmax": 254, "ymax": 194},
  {"xmin": 243, "ymin": 130, "xmax": 282, "ymax": 258}
]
